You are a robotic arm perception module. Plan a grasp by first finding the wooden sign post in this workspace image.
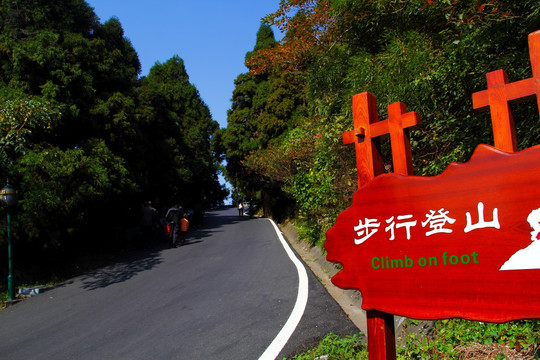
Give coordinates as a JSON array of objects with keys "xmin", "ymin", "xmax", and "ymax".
[
  {"xmin": 326, "ymin": 29, "xmax": 540, "ymax": 359},
  {"xmin": 342, "ymin": 93, "xmax": 420, "ymax": 359}
]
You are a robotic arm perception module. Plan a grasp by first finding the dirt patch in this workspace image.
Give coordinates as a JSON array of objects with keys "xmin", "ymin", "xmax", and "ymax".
[{"xmin": 456, "ymin": 343, "xmax": 536, "ymax": 360}]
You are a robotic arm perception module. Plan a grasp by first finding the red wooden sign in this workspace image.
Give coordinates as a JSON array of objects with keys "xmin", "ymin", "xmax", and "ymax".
[{"xmin": 326, "ymin": 143, "xmax": 540, "ymax": 321}]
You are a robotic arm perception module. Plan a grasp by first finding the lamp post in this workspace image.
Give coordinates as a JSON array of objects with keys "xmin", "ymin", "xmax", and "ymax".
[{"xmin": 1, "ymin": 181, "xmax": 18, "ymax": 301}]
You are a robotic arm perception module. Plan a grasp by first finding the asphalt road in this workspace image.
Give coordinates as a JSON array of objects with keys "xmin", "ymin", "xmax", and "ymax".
[{"xmin": 0, "ymin": 207, "xmax": 358, "ymax": 359}]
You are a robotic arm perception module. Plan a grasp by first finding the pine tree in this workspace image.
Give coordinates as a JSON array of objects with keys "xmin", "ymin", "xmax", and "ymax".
[
  {"xmin": 222, "ymin": 24, "xmax": 306, "ymax": 217},
  {"xmin": 137, "ymin": 56, "xmax": 222, "ymax": 210}
]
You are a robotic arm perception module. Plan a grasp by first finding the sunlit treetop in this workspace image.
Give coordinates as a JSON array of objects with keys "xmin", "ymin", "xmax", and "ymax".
[{"xmin": 247, "ymin": 0, "xmax": 514, "ymax": 75}]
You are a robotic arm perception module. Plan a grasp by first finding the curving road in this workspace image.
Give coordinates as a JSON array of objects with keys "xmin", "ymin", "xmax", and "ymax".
[{"xmin": 0, "ymin": 207, "xmax": 357, "ymax": 359}]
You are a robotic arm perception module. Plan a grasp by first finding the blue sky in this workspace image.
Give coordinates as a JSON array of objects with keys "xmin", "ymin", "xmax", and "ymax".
[{"xmin": 86, "ymin": 0, "xmax": 284, "ymax": 129}]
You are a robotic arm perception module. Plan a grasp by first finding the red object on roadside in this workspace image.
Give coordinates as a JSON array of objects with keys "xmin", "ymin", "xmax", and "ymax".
[
  {"xmin": 326, "ymin": 144, "xmax": 540, "ymax": 322},
  {"xmin": 180, "ymin": 218, "xmax": 189, "ymax": 232}
]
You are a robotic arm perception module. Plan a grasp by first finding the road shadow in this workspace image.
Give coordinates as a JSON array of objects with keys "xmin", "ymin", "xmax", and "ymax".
[
  {"xmin": 75, "ymin": 209, "xmax": 255, "ymax": 291},
  {"xmin": 78, "ymin": 246, "xmax": 165, "ymax": 291}
]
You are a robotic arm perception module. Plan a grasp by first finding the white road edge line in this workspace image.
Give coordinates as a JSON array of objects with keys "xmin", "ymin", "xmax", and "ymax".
[{"xmin": 259, "ymin": 219, "xmax": 309, "ymax": 360}]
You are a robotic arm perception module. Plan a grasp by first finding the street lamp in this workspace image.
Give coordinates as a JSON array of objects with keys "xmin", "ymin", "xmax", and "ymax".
[{"xmin": 1, "ymin": 181, "xmax": 18, "ymax": 301}]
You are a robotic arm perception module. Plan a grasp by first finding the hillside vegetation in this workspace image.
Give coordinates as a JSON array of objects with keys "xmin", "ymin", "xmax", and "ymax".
[{"xmin": 220, "ymin": 0, "xmax": 540, "ymax": 247}]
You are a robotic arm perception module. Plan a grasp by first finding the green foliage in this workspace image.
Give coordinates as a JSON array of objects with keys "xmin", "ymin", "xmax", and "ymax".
[
  {"xmin": 136, "ymin": 56, "xmax": 223, "ymax": 209},
  {"xmin": 16, "ymin": 140, "xmax": 134, "ymax": 248},
  {"xmin": 283, "ymin": 117, "xmax": 353, "ymax": 246},
  {"xmin": 322, "ymin": 0, "xmax": 540, "ymax": 178},
  {"xmin": 283, "ymin": 319, "xmax": 540, "ymax": 359},
  {"xmin": 222, "ymin": 24, "xmax": 309, "ymax": 215},
  {"xmin": 0, "ymin": 97, "xmax": 59, "ymax": 164},
  {"xmin": 245, "ymin": 24, "xmax": 277, "ymax": 63},
  {"xmin": 284, "ymin": 333, "xmax": 368, "ymax": 360},
  {"xmin": 222, "ymin": 25, "xmax": 284, "ymax": 212}
]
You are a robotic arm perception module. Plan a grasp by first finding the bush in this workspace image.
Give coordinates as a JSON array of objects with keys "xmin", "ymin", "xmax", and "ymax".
[{"xmin": 283, "ymin": 319, "xmax": 540, "ymax": 359}]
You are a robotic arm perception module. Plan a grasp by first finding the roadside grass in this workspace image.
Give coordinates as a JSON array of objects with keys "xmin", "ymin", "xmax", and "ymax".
[
  {"xmin": 284, "ymin": 319, "xmax": 540, "ymax": 360},
  {"xmin": 283, "ymin": 332, "xmax": 368, "ymax": 360}
]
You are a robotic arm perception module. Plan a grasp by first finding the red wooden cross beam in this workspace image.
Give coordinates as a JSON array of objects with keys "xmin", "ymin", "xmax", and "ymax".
[
  {"xmin": 374, "ymin": 101, "xmax": 420, "ymax": 175},
  {"xmin": 343, "ymin": 92, "xmax": 383, "ymax": 187},
  {"xmin": 341, "ymin": 92, "xmax": 420, "ymax": 360},
  {"xmin": 343, "ymin": 92, "xmax": 421, "ymax": 188},
  {"xmin": 472, "ymin": 29, "xmax": 540, "ymax": 153}
]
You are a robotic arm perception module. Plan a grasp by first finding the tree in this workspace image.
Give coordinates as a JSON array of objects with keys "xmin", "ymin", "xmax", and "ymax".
[
  {"xmin": 223, "ymin": 24, "xmax": 308, "ymax": 217},
  {"xmin": 137, "ymin": 56, "xmax": 223, "ymax": 211},
  {"xmin": 0, "ymin": 1, "xmax": 146, "ymax": 253},
  {"xmin": 0, "ymin": 1, "xmax": 141, "ymax": 152},
  {"xmin": 0, "ymin": 1, "xmax": 225, "ymax": 271},
  {"xmin": 17, "ymin": 140, "xmax": 135, "ymax": 249},
  {"xmin": 0, "ymin": 98, "xmax": 59, "ymax": 174},
  {"xmin": 222, "ymin": 26, "xmax": 275, "ymax": 211},
  {"xmin": 231, "ymin": 0, "xmax": 540, "ymax": 245}
]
